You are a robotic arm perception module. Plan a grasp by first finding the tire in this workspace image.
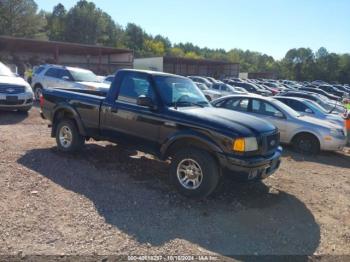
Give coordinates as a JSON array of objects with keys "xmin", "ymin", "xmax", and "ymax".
[
  {"xmin": 55, "ymin": 119, "xmax": 85, "ymax": 152},
  {"xmin": 33, "ymin": 84, "xmax": 43, "ymax": 100},
  {"xmin": 170, "ymin": 148, "xmax": 220, "ymax": 198},
  {"xmin": 18, "ymin": 106, "xmax": 32, "ymax": 113},
  {"xmin": 292, "ymin": 133, "xmax": 320, "ymax": 154}
]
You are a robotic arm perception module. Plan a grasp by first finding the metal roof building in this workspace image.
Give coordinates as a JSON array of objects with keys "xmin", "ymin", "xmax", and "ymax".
[
  {"xmin": 134, "ymin": 56, "xmax": 239, "ymax": 78},
  {"xmin": 0, "ymin": 36, "xmax": 133, "ymax": 75}
]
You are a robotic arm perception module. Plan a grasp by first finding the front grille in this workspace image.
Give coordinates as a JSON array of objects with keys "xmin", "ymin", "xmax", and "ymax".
[
  {"xmin": 262, "ymin": 132, "xmax": 280, "ymax": 155},
  {"xmin": 0, "ymin": 85, "xmax": 25, "ymax": 94},
  {"xmin": 0, "ymin": 100, "xmax": 25, "ymax": 105}
]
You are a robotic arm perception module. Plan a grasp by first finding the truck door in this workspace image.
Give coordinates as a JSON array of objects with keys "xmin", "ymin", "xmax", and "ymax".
[{"xmin": 100, "ymin": 72, "xmax": 162, "ymax": 151}]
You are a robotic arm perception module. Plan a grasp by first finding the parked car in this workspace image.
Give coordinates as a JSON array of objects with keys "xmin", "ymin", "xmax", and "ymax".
[
  {"xmin": 333, "ymin": 84, "xmax": 350, "ymax": 94},
  {"xmin": 211, "ymin": 83, "xmax": 248, "ymax": 96},
  {"xmin": 40, "ymin": 69, "xmax": 282, "ymax": 198},
  {"xmin": 31, "ymin": 64, "xmax": 110, "ymax": 100},
  {"xmin": 318, "ymin": 85, "xmax": 346, "ymax": 98},
  {"xmin": 205, "ymin": 77, "xmax": 222, "ymax": 84},
  {"xmin": 274, "ymin": 96, "xmax": 345, "ymax": 128},
  {"xmin": 231, "ymin": 82, "xmax": 272, "ymax": 96},
  {"xmin": 299, "ymin": 87, "xmax": 341, "ymax": 101},
  {"xmin": 212, "ymin": 94, "xmax": 347, "ymax": 154},
  {"xmin": 263, "ymin": 82, "xmax": 286, "ymax": 92},
  {"xmin": 0, "ymin": 62, "xmax": 34, "ymax": 112},
  {"xmin": 257, "ymin": 84, "xmax": 279, "ymax": 95},
  {"xmin": 187, "ymin": 76, "xmax": 213, "ymax": 88},
  {"xmin": 103, "ymin": 75, "xmax": 115, "ymax": 85},
  {"xmin": 195, "ymin": 82, "xmax": 222, "ymax": 101},
  {"xmin": 279, "ymin": 91, "xmax": 346, "ymax": 115}
]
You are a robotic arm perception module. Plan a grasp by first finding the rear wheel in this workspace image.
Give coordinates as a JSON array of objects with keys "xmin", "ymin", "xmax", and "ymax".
[
  {"xmin": 34, "ymin": 84, "xmax": 43, "ymax": 100},
  {"xmin": 170, "ymin": 148, "xmax": 220, "ymax": 198},
  {"xmin": 292, "ymin": 133, "xmax": 320, "ymax": 154},
  {"xmin": 56, "ymin": 119, "xmax": 85, "ymax": 152}
]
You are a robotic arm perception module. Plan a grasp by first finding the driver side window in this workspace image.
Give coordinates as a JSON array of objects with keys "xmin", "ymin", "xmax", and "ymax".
[{"xmin": 118, "ymin": 74, "xmax": 155, "ymax": 104}]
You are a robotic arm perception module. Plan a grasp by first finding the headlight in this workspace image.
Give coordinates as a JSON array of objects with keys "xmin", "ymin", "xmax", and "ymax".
[
  {"xmin": 232, "ymin": 137, "xmax": 258, "ymax": 152},
  {"xmin": 25, "ymin": 85, "xmax": 33, "ymax": 93},
  {"xmin": 330, "ymin": 128, "xmax": 344, "ymax": 137}
]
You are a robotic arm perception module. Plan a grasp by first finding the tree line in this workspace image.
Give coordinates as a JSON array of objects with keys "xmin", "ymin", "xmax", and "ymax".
[{"xmin": 0, "ymin": 0, "xmax": 349, "ymax": 83}]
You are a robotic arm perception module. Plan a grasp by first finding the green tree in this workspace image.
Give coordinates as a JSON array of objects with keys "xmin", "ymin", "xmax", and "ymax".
[
  {"xmin": 46, "ymin": 3, "xmax": 66, "ymax": 41},
  {"xmin": 124, "ymin": 23, "xmax": 147, "ymax": 56},
  {"xmin": 184, "ymin": 51, "xmax": 202, "ymax": 59},
  {"xmin": 0, "ymin": 0, "xmax": 46, "ymax": 38},
  {"xmin": 143, "ymin": 39, "xmax": 165, "ymax": 56},
  {"xmin": 168, "ymin": 47, "xmax": 185, "ymax": 57},
  {"xmin": 64, "ymin": 0, "xmax": 118, "ymax": 46},
  {"xmin": 154, "ymin": 35, "xmax": 171, "ymax": 52}
]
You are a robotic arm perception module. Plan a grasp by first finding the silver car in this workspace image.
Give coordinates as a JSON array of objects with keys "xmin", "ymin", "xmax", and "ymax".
[
  {"xmin": 275, "ymin": 96, "xmax": 345, "ymax": 128},
  {"xmin": 212, "ymin": 94, "xmax": 347, "ymax": 153},
  {"xmin": 211, "ymin": 83, "xmax": 248, "ymax": 96},
  {"xmin": 0, "ymin": 62, "xmax": 33, "ymax": 112},
  {"xmin": 195, "ymin": 82, "xmax": 222, "ymax": 101},
  {"xmin": 31, "ymin": 64, "xmax": 110, "ymax": 99}
]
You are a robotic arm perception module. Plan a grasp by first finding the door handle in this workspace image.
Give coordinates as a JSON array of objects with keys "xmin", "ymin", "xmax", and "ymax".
[{"xmin": 111, "ymin": 108, "xmax": 118, "ymax": 113}]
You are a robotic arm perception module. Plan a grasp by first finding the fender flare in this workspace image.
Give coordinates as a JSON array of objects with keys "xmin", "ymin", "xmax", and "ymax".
[
  {"xmin": 51, "ymin": 104, "xmax": 87, "ymax": 137},
  {"xmin": 160, "ymin": 130, "xmax": 223, "ymax": 159}
]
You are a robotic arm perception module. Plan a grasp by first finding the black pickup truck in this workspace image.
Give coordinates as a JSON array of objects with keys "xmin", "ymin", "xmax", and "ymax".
[{"xmin": 41, "ymin": 69, "xmax": 282, "ymax": 198}]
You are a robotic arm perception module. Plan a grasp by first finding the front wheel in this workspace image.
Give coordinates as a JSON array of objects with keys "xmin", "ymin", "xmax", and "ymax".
[
  {"xmin": 55, "ymin": 119, "xmax": 85, "ymax": 152},
  {"xmin": 292, "ymin": 133, "xmax": 320, "ymax": 154},
  {"xmin": 170, "ymin": 148, "xmax": 220, "ymax": 198}
]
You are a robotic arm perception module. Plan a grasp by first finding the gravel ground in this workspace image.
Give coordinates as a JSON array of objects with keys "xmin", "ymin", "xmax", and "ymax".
[{"xmin": 0, "ymin": 106, "xmax": 350, "ymax": 260}]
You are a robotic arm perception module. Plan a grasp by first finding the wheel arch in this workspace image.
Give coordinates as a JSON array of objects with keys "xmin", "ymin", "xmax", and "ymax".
[
  {"xmin": 291, "ymin": 131, "xmax": 321, "ymax": 148},
  {"xmin": 160, "ymin": 131, "xmax": 223, "ymax": 161},
  {"xmin": 51, "ymin": 105, "xmax": 87, "ymax": 137}
]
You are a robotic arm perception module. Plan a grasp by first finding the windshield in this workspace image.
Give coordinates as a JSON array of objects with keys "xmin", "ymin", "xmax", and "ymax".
[
  {"xmin": 69, "ymin": 69, "xmax": 99, "ymax": 82},
  {"xmin": 304, "ymin": 100, "xmax": 328, "ymax": 114},
  {"xmin": 0, "ymin": 62, "xmax": 15, "ymax": 77},
  {"xmin": 155, "ymin": 76, "xmax": 210, "ymax": 107},
  {"xmin": 271, "ymin": 98, "xmax": 301, "ymax": 117}
]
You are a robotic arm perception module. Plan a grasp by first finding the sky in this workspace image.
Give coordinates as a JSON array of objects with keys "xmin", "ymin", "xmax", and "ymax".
[{"xmin": 36, "ymin": 0, "xmax": 350, "ymax": 59}]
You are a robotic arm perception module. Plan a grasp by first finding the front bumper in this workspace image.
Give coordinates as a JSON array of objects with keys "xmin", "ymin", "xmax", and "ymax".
[
  {"xmin": 321, "ymin": 136, "xmax": 347, "ymax": 151},
  {"xmin": 0, "ymin": 92, "xmax": 33, "ymax": 109},
  {"xmin": 217, "ymin": 146, "xmax": 283, "ymax": 181}
]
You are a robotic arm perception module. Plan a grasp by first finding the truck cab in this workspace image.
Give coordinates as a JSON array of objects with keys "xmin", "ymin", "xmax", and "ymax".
[{"xmin": 41, "ymin": 69, "xmax": 282, "ymax": 198}]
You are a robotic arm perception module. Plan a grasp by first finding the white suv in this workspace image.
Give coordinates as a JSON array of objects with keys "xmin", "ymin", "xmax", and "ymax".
[{"xmin": 31, "ymin": 65, "xmax": 110, "ymax": 99}]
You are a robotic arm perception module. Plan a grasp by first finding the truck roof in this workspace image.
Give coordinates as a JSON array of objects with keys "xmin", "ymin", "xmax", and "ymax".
[{"xmin": 118, "ymin": 69, "xmax": 187, "ymax": 78}]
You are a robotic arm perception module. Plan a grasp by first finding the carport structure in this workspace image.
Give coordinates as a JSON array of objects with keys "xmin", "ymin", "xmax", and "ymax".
[
  {"xmin": 134, "ymin": 56, "xmax": 240, "ymax": 78},
  {"xmin": 0, "ymin": 35, "xmax": 133, "ymax": 75}
]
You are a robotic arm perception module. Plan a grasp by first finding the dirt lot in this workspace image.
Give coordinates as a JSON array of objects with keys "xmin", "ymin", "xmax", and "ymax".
[{"xmin": 0, "ymin": 106, "xmax": 350, "ymax": 259}]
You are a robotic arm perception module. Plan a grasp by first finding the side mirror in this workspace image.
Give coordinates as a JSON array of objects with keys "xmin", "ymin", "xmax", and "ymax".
[
  {"xmin": 305, "ymin": 108, "xmax": 313, "ymax": 114},
  {"xmin": 62, "ymin": 76, "xmax": 70, "ymax": 81},
  {"xmin": 274, "ymin": 111, "xmax": 284, "ymax": 118},
  {"xmin": 137, "ymin": 95, "xmax": 155, "ymax": 109}
]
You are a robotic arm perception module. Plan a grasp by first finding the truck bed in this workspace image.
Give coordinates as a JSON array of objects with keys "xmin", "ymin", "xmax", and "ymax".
[{"xmin": 42, "ymin": 87, "xmax": 107, "ymax": 136}]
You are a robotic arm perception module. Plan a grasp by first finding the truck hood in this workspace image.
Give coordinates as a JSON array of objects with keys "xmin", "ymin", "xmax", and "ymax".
[
  {"xmin": 0, "ymin": 75, "xmax": 30, "ymax": 87},
  {"xmin": 76, "ymin": 81, "xmax": 110, "ymax": 90},
  {"xmin": 174, "ymin": 107, "xmax": 277, "ymax": 137}
]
